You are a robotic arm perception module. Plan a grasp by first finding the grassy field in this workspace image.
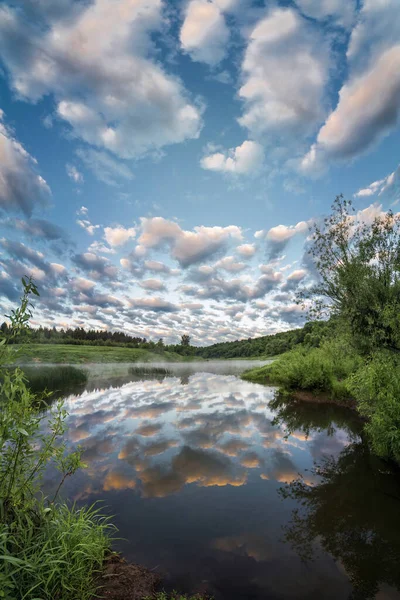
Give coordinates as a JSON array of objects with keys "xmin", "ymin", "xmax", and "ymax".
[{"xmin": 12, "ymin": 344, "xmax": 199, "ymax": 365}]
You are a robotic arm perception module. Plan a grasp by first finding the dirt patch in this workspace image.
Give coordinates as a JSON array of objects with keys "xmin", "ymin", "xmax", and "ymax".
[
  {"xmin": 94, "ymin": 555, "xmax": 161, "ymax": 600},
  {"xmin": 291, "ymin": 389, "xmax": 356, "ymax": 409}
]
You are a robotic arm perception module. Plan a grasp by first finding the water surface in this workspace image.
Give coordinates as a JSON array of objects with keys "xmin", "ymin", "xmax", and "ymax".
[{"xmin": 44, "ymin": 361, "xmax": 400, "ymax": 600}]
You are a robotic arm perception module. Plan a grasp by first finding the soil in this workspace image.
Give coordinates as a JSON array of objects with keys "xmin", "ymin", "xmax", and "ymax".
[
  {"xmin": 95, "ymin": 554, "xmax": 161, "ymax": 600},
  {"xmin": 290, "ymin": 389, "xmax": 357, "ymax": 409}
]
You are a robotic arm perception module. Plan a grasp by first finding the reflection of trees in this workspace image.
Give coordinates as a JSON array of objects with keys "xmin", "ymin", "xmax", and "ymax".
[
  {"xmin": 280, "ymin": 442, "xmax": 400, "ymax": 600},
  {"xmin": 270, "ymin": 392, "xmax": 363, "ymax": 440}
]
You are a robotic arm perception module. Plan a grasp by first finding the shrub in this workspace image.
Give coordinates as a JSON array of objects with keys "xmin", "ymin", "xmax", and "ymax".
[
  {"xmin": 244, "ymin": 336, "xmax": 361, "ymax": 400},
  {"xmin": 0, "ymin": 278, "xmax": 114, "ymax": 599},
  {"xmin": 347, "ymin": 352, "xmax": 400, "ymax": 462}
]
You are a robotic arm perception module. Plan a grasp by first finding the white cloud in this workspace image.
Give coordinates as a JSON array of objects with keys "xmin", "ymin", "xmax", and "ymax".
[
  {"xmin": 139, "ymin": 279, "xmax": 166, "ymax": 291},
  {"xmin": 76, "ymin": 148, "xmax": 134, "ymax": 186},
  {"xmin": 138, "ymin": 217, "xmax": 243, "ymax": 267},
  {"xmin": 301, "ymin": 46, "xmax": 400, "ymax": 172},
  {"xmin": 237, "ymin": 244, "xmax": 256, "ymax": 258},
  {"xmin": 180, "ymin": 0, "xmax": 229, "ymax": 66},
  {"xmin": 66, "ymin": 163, "xmax": 83, "ymax": 184},
  {"xmin": 264, "ymin": 221, "xmax": 308, "ymax": 243},
  {"xmin": 201, "ymin": 140, "xmax": 264, "ymax": 174},
  {"xmin": 77, "ymin": 206, "xmax": 88, "ymax": 216},
  {"xmin": 0, "ymin": 1, "xmax": 202, "ymax": 161},
  {"xmin": 301, "ymin": 0, "xmax": 400, "ymax": 174},
  {"xmin": 104, "ymin": 226, "xmax": 136, "ymax": 247},
  {"xmin": 214, "ymin": 256, "xmax": 247, "ymax": 272},
  {"xmin": 77, "ymin": 219, "xmax": 100, "ymax": 236},
  {"xmin": 238, "ymin": 8, "xmax": 328, "ymax": 139},
  {"xmin": 0, "ymin": 111, "xmax": 51, "ymax": 215},
  {"xmin": 354, "ymin": 164, "xmax": 400, "ymax": 203},
  {"xmin": 294, "ymin": 0, "xmax": 356, "ymax": 28}
]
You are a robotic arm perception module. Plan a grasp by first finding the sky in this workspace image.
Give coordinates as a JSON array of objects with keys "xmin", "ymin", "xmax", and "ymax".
[{"xmin": 0, "ymin": 0, "xmax": 399, "ymax": 345}]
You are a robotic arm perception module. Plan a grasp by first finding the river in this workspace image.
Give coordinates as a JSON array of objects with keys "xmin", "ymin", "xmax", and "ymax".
[{"xmin": 42, "ymin": 360, "xmax": 400, "ymax": 600}]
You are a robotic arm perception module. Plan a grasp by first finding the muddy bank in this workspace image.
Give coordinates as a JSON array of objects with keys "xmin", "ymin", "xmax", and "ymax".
[
  {"xmin": 290, "ymin": 389, "xmax": 357, "ymax": 409},
  {"xmin": 95, "ymin": 555, "xmax": 160, "ymax": 600}
]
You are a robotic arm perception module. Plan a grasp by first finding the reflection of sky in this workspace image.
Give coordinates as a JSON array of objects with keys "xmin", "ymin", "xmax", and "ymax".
[{"xmin": 48, "ymin": 371, "xmax": 361, "ymax": 599}]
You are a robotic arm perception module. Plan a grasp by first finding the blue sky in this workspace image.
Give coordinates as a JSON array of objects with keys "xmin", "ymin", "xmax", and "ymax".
[{"xmin": 0, "ymin": 0, "xmax": 399, "ymax": 344}]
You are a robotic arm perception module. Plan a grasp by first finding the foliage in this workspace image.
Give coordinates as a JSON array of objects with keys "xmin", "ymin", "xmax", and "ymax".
[
  {"xmin": 0, "ymin": 503, "xmax": 114, "ymax": 600},
  {"xmin": 14, "ymin": 343, "xmax": 199, "ymax": 365},
  {"xmin": 18, "ymin": 365, "xmax": 87, "ymax": 397},
  {"xmin": 244, "ymin": 196, "xmax": 400, "ymax": 464},
  {"xmin": 128, "ymin": 366, "xmax": 173, "ymax": 380},
  {"xmin": 347, "ymin": 352, "xmax": 400, "ymax": 462},
  {"xmin": 279, "ymin": 442, "xmax": 400, "ymax": 600},
  {"xmin": 180, "ymin": 334, "xmax": 191, "ymax": 347},
  {"xmin": 243, "ymin": 335, "xmax": 361, "ymax": 402},
  {"xmin": 0, "ymin": 279, "xmax": 114, "ymax": 599},
  {"xmin": 301, "ymin": 194, "xmax": 400, "ymax": 354}
]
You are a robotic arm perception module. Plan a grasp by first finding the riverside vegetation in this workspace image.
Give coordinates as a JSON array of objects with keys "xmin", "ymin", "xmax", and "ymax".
[
  {"xmin": 243, "ymin": 196, "xmax": 400, "ymax": 464},
  {"xmin": 0, "ymin": 279, "xmax": 207, "ymax": 600},
  {"xmin": 0, "ymin": 278, "xmax": 116, "ymax": 600}
]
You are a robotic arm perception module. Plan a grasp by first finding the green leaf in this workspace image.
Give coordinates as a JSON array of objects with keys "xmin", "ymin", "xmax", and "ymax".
[{"xmin": 17, "ymin": 428, "xmax": 29, "ymax": 436}]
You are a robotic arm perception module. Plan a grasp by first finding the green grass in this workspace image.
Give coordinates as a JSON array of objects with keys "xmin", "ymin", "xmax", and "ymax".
[
  {"xmin": 11, "ymin": 344, "xmax": 199, "ymax": 365},
  {"xmin": 0, "ymin": 503, "xmax": 115, "ymax": 600},
  {"xmin": 20, "ymin": 365, "xmax": 88, "ymax": 396},
  {"xmin": 128, "ymin": 366, "xmax": 173, "ymax": 379},
  {"xmin": 242, "ymin": 337, "xmax": 362, "ymax": 402}
]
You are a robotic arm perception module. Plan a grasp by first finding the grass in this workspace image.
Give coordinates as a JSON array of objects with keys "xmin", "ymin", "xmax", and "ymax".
[
  {"xmin": 128, "ymin": 366, "xmax": 173, "ymax": 379},
  {"xmin": 242, "ymin": 337, "xmax": 362, "ymax": 402},
  {"xmin": 0, "ymin": 503, "xmax": 115, "ymax": 600},
  {"xmin": 20, "ymin": 365, "xmax": 88, "ymax": 396},
  {"xmin": 12, "ymin": 344, "xmax": 199, "ymax": 365}
]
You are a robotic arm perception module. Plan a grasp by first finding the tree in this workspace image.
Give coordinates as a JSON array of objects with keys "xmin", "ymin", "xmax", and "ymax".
[
  {"xmin": 301, "ymin": 195, "xmax": 400, "ymax": 353},
  {"xmin": 180, "ymin": 334, "xmax": 190, "ymax": 347}
]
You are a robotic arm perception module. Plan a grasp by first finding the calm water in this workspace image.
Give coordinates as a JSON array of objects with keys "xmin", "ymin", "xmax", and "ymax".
[{"xmin": 43, "ymin": 361, "xmax": 400, "ymax": 600}]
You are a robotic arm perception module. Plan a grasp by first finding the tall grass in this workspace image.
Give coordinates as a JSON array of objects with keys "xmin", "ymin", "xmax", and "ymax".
[
  {"xmin": 128, "ymin": 366, "xmax": 173, "ymax": 379},
  {"xmin": 20, "ymin": 365, "xmax": 87, "ymax": 396},
  {"xmin": 0, "ymin": 279, "xmax": 115, "ymax": 600},
  {"xmin": 243, "ymin": 336, "xmax": 362, "ymax": 401},
  {"xmin": 0, "ymin": 503, "xmax": 115, "ymax": 600}
]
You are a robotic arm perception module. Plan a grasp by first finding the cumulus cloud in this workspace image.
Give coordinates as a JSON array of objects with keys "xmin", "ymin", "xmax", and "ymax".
[
  {"xmin": 72, "ymin": 252, "xmax": 119, "ymax": 281},
  {"xmin": 0, "ymin": 0, "xmax": 202, "ymax": 162},
  {"xmin": 354, "ymin": 164, "xmax": 400, "ymax": 202},
  {"xmin": 238, "ymin": 8, "xmax": 328, "ymax": 140},
  {"xmin": 183, "ymin": 267, "xmax": 282, "ymax": 302},
  {"xmin": 256, "ymin": 220, "xmax": 309, "ymax": 259},
  {"xmin": 301, "ymin": 46, "xmax": 400, "ymax": 172},
  {"xmin": 201, "ymin": 140, "xmax": 264, "ymax": 175},
  {"xmin": 66, "ymin": 163, "xmax": 83, "ymax": 184},
  {"xmin": 129, "ymin": 297, "xmax": 178, "ymax": 313},
  {"xmin": 294, "ymin": 0, "xmax": 356, "ymax": 28},
  {"xmin": 281, "ymin": 268, "xmax": 307, "ymax": 291},
  {"xmin": 301, "ymin": 0, "xmax": 400, "ymax": 174},
  {"xmin": 139, "ymin": 279, "xmax": 166, "ymax": 292},
  {"xmin": 104, "ymin": 226, "xmax": 136, "ymax": 247},
  {"xmin": 180, "ymin": 0, "xmax": 230, "ymax": 66},
  {"xmin": 236, "ymin": 244, "xmax": 256, "ymax": 258},
  {"xmin": 77, "ymin": 220, "xmax": 100, "ymax": 236},
  {"xmin": 0, "ymin": 110, "xmax": 51, "ymax": 215},
  {"xmin": 138, "ymin": 217, "xmax": 243, "ymax": 267},
  {"xmin": 214, "ymin": 256, "xmax": 247, "ymax": 273},
  {"xmin": 1, "ymin": 217, "xmax": 69, "ymax": 244}
]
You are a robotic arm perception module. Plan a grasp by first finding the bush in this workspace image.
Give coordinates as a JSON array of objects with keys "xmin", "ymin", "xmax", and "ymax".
[
  {"xmin": 0, "ymin": 278, "xmax": 114, "ymax": 600},
  {"xmin": 347, "ymin": 353, "xmax": 400, "ymax": 462},
  {"xmin": 244, "ymin": 336, "xmax": 362, "ymax": 400}
]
